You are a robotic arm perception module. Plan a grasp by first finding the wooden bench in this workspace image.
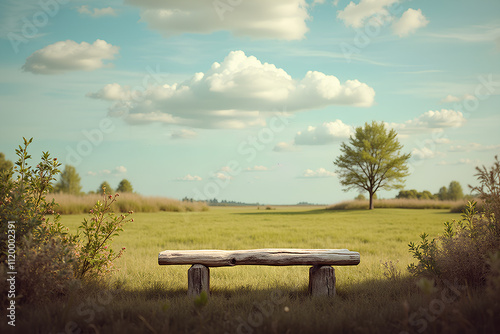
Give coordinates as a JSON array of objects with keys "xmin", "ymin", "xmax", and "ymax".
[{"xmin": 158, "ymin": 248, "xmax": 360, "ymax": 297}]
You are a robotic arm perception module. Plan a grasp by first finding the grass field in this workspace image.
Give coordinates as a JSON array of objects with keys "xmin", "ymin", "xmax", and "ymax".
[{"xmin": 8, "ymin": 207, "xmax": 499, "ymax": 333}]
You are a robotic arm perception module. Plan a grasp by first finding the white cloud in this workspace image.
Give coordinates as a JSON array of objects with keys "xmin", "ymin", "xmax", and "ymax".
[
  {"xmin": 78, "ymin": 6, "xmax": 117, "ymax": 17},
  {"xmin": 428, "ymin": 23, "xmax": 500, "ymax": 44},
  {"xmin": 337, "ymin": 0, "xmax": 398, "ymax": 28},
  {"xmin": 440, "ymin": 94, "xmax": 476, "ymax": 103},
  {"xmin": 449, "ymin": 143, "xmax": 500, "ymax": 152},
  {"xmin": 170, "ymin": 129, "xmax": 197, "ymax": 139},
  {"xmin": 438, "ymin": 158, "xmax": 479, "ymax": 166},
  {"xmin": 301, "ymin": 168, "xmax": 336, "ymax": 178},
  {"xmin": 387, "ymin": 109, "xmax": 466, "ymax": 134},
  {"xmin": 392, "ymin": 8, "xmax": 429, "ymax": 37},
  {"xmin": 412, "ymin": 147, "xmax": 442, "ymax": 160},
  {"xmin": 87, "ymin": 166, "xmax": 126, "ymax": 176},
  {"xmin": 273, "ymin": 141, "xmax": 299, "ymax": 152},
  {"xmin": 114, "ymin": 166, "xmax": 127, "ymax": 174},
  {"xmin": 245, "ymin": 165, "xmax": 268, "ymax": 171},
  {"xmin": 213, "ymin": 172, "xmax": 232, "ymax": 181},
  {"xmin": 126, "ymin": 0, "xmax": 309, "ymax": 40},
  {"xmin": 23, "ymin": 39, "xmax": 119, "ymax": 75},
  {"xmin": 89, "ymin": 51, "xmax": 375, "ymax": 129},
  {"xmin": 294, "ymin": 120, "xmax": 353, "ymax": 145},
  {"xmin": 176, "ymin": 174, "xmax": 202, "ymax": 181}
]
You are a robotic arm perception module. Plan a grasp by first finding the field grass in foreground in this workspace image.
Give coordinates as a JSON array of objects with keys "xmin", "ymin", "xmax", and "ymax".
[{"xmin": 9, "ymin": 207, "xmax": 499, "ymax": 334}]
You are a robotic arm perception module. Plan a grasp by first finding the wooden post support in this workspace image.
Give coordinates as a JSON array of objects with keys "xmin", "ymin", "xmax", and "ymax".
[
  {"xmin": 188, "ymin": 264, "xmax": 210, "ymax": 296},
  {"xmin": 308, "ymin": 265, "xmax": 335, "ymax": 297}
]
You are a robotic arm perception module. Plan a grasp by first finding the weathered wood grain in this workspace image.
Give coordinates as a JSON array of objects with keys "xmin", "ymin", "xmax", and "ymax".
[
  {"xmin": 308, "ymin": 265, "xmax": 335, "ymax": 297},
  {"xmin": 158, "ymin": 249, "xmax": 360, "ymax": 267},
  {"xmin": 188, "ymin": 264, "xmax": 210, "ymax": 296}
]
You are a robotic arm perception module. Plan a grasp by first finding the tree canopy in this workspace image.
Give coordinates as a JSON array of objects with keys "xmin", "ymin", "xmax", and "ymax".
[
  {"xmin": 54, "ymin": 165, "xmax": 82, "ymax": 195},
  {"xmin": 334, "ymin": 121, "xmax": 411, "ymax": 209},
  {"xmin": 116, "ymin": 179, "xmax": 133, "ymax": 193},
  {"xmin": 0, "ymin": 152, "xmax": 13, "ymax": 174},
  {"xmin": 97, "ymin": 181, "xmax": 113, "ymax": 195}
]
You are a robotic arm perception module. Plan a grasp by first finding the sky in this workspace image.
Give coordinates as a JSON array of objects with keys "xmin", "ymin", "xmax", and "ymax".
[{"xmin": 0, "ymin": 0, "xmax": 499, "ymax": 205}]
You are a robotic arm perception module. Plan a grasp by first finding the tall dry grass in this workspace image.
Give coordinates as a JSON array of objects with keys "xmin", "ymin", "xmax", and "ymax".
[
  {"xmin": 48, "ymin": 193, "xmax": 208, "ymax": 214},
  {"xmin": 327, "ymin": 198, "xmax": 464, "ymax": 210}
]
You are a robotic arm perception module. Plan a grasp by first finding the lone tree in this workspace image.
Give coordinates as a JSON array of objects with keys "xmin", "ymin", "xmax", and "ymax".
[
  {"xmin": 116, "ymin": 179, "xmax": 133, "ymax": 193},
  {"xmin": 54, "ymin": 165, "xmax": 82, "ymax": 195},
  {"xmin": 447, "ymin": 180, "xmax": 464, "ymax": 200},
  {"xmin": 334, "ymin": 121, "xmax": 411, "ymax": 210}
]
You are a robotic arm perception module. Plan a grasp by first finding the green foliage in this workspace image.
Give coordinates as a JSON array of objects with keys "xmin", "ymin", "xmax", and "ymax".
[
  {"xmin": 0, "ymin": 137, "xmax": 62, "ymax": 256},
  {"xmin": 355, "ymin": 193, "xmax": 366, "ymax": 200},
  {"xmin": 407, "ymin": 233, "xmax": 440, "ymax": 277},
  {"xmin": 75, "ymin": 193, "xmax": 132, "ymax": 280},
  {"xmin": 397, "ymin": 189, "xmax": 436, "ymax": 200},
  {"xmin": 448, "ymin": 180, "xmax": 464, "ymax": 201},
  {"xmin": 437, "ymin": 186, "xmax": 448, "ymax": 200},
  {"xmin": 54, "ymin": 165, "xmax": 82, "ymax": 195},
  {"xmin": 0, "ymin": 139, "xmax": 131, "ymax": 304},
  {"xmin": 116, "ymin": 179, "xmax": 133, "ymax": 193},
  {"xmin": 0, "ymin": 152, "xmax": 13, "ymax": 174},
  {"xmin": 98, "ymin": 181, "xmax": 114, "ymax": 194},
  {"xmin": 333, "ymin": 121, "xmax": 411, "ymax": 209},
  {"xmin": 408, "ymin": 157, "xmax": 500, "ymax": 286}
]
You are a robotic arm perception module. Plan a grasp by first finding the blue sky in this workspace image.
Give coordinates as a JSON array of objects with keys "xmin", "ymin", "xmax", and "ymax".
[{"xmin": 0, "ymin": 0, "xmax": 499, "ymax": 204}]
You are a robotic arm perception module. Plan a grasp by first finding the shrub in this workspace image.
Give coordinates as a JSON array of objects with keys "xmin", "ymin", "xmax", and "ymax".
[
  {"xmin": 408, "ymin": 157, "xmax": 500, "ymax": 287},
  {"xmin": 75, "ymin": 193, "xmax": 132, "ymax": 280},
  {"xmin": 0, "ymin": 138, "xmax": 132, "ymax": 303}
]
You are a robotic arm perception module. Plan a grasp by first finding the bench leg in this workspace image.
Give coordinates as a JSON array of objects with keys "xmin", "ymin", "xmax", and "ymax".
[
  {"xmin": 308, "ymin": 265, "xmax": 336, "ymax": 297},
  {"xmin": 188, "ymin": 264, "xmax": 210, "ymax": 296}
]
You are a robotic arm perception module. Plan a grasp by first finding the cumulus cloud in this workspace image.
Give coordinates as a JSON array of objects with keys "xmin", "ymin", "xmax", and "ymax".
[
  {"xmin": 392, "ymin": 8, "xmax": 429, "ymax": 37},
  {"xmin": 170, "ymin": 129, "xmax": 197, "ymax": 139},
  {"xmin": 125, "ymin": 0, "xmax": 309, "ymax": 40},
  {"xmin": 440, "ymin": 94, "xmax": 476, "ymax": 103},
  {"xmin": 23, "ymin": 39, "xmax": 119, "ymax": 74},
  {"xmin": 301, "ymin": 168, "xmax": 336, "ymax": 178},
  {"xmin": 337, "ymin": 0, "xmax": 398, "ymax": 28},
  {"xmin": 245, "ymin": 166, "xmax": 269, "ymax": 171},
  {"xmin": 273, "ymin": 141, "xmax": 299, "ymax": 152},
  {"xmin": 176, "ymin": 174, "xmax": 202, "ymax": 181},
  {"xmin": 89, "ymin": 51, "xmax": 375, "ymax": 129},
  {"xmin": 412, "ymin": 147, "xmax": 442, "ymax": 160},
  {"xmin": 78, "ymin": 6, "xmax": 117, "ymax": 17},
  {"xmin": 294, "ymin": 120, "xmax": 353, "ymax": 145},
  {"xmin": 387, "ymin": 109, "xmax": 466, "ymax": 135}
]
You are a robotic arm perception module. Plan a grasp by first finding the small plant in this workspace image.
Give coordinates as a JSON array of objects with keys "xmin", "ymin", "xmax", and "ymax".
[
  {"xmin": 407, "ymin": 233, "xmax": 440, "ymax": 277},
  {"xmin": 75, "ymin": 190, "xmax": 133, "ymax": 280},
  {"xmin": 381, "ymin": 260, "xmax": 401, "ymax": 280}
]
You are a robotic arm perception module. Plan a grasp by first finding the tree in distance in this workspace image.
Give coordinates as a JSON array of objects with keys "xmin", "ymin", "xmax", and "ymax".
[
  {"xmin": 334, "ymin": 121, "xmax": 411, "ymax": 210},
  {"xmin": 0, "ymin": 152, "xmax": 13, "ymax": 174},
  {"xmin": 54, "ymin": 165, "xmax": 82, "ymax": 195},
  {"xmin": 447, "ymin": 180, "xmax": 464, "ymax": 201},
  {"xmin": 116, "ymin": 179, "xmax": 133, "ymax": 193},
  {"xmin": 97, "ymin": 181, "xmax": 113, "ymax": 195}
]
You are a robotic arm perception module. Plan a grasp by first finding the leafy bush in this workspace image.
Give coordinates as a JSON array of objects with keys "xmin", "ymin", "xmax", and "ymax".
[
  {"xmin": 408, "ymin": 157, "xmax": 500, "ymax": 287},
  {"xmin": 75, "ymin": 193, "xmax": 132, "ymax": 279},
  {"xmin": 0, "ymin": 138, "xmax": 132, "ymax": 303}
]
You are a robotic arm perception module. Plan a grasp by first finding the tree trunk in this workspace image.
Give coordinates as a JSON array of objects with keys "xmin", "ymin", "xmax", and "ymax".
[{"xmin": 369, "ymin": 191, "xmax": 374, "ymax": 210}]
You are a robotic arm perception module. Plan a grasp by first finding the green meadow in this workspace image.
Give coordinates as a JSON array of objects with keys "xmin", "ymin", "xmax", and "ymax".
[
  {"xmin": 15, "ymin": 206, "xmax": 496, "ymax": 334},
  {"xmin": 60, "ymin": 206, "xmax": 457, "ymax": 291}
]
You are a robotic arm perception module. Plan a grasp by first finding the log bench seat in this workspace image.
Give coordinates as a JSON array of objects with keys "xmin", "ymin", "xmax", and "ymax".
[{"xmin": 158, "ymin": 248, "xmax": 360, "ymax": 297}]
